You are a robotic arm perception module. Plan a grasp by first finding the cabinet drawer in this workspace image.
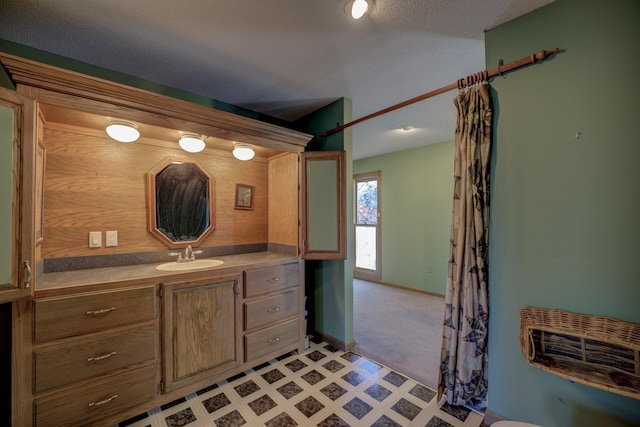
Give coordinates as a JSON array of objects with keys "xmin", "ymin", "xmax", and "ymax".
[
  {"xmin": 244, "ymin": 290, "xmax": 299, "ymax": 331},
  {"xmin": 35, "ymin": 363, "xmax": 156, "ymax": 427},
  {"xmin": 34, "ymin": 285, "xmax": 156, "ymax": 342},
  {"xmin": 244, "ymin": 263, "xmax": 299, "ymax": 298},
  {"xmin": 245, "ymin": 318, "xmax": 300, "ymax": 363},
  {"xmin": 34, "ymin": 323, "xmax": 156, "ymax": 393}
]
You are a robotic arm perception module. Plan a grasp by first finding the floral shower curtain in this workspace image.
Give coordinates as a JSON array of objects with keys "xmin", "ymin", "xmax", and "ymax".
[{"xmin": 438, "ymin": 83, "xmax": 492, "ymax": 407}]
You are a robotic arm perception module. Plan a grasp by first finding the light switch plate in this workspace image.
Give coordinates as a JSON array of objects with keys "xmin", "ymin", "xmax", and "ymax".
[
  {"xmin": 106, "ymin": 230, "xmax": 118, "ymax": 247},
  {"xmin": 89, "ymin": 231, "xmax": 102, "ymax": 248}
]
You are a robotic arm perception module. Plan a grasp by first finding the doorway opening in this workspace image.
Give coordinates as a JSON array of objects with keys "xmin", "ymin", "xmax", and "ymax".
[{"xmin": 351, "ymin": 170, "xmax": 445, "ymax": 390}]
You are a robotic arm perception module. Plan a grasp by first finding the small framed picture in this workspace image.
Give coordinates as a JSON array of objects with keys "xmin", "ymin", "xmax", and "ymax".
[{"xmin": 235, "ymin": 184, "xmax": 254, "ymax": 210}]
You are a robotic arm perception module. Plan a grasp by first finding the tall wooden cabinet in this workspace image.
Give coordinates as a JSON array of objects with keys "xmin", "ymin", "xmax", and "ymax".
[
  {"xmin": 0, "ymin": 86, "xmax": 36, "ymax": 427},
  {"xmin": 0, "ymin": 86, "xmax": 35, "ymax": 303}
]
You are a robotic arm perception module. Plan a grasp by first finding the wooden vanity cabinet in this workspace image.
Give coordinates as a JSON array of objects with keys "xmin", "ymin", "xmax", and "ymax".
[
  {"xmin": 31, "ymin": 284, "xmax": 158, "ymax": 427},
  {"xmin": 27, "ymin": 259, "xmax": 304, "ymax": 426},
  {"xmin": 243, "ymin": 261, "xmax": 305, "ymax": 363},
  {"xmin": 161, "ymin": 274, "xmax": 242, "ymax": 393}
]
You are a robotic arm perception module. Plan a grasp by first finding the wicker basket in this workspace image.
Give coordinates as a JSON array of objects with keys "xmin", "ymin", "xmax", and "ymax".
[{"xmin": 520, "ymin": 306, "xmax": 640, "ymax": 400}]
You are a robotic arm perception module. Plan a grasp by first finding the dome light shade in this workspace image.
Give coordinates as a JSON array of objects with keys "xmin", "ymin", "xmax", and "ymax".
[
  {"xmin": 106, "ymin": 121, "xmax": 140, "ymax": 142},
  {"xmin": 233, "ymin": 144, "xmax": 255, "ymax": 161},
  {"xmin": 351, "ymin": 0, "xmax": 369, "ymax": 19},
  {"xmin": 179, "ymin": 133, "xmax": 206, "ymax": 153}
]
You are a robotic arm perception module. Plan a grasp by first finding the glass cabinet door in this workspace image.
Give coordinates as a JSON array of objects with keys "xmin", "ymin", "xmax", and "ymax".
[
  {"xmin": 0, "ymin": 87, "xmax": 34, "ymax": 302},
  {"xmin": 300, "ymin": 150, "xmax": 346, "ymax": 260}
]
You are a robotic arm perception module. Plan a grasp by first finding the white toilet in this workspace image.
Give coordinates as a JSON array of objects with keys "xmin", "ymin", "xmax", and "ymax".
[{"xmin": 492, "ymin": 422, "xmax": 542, "ymax": 427}]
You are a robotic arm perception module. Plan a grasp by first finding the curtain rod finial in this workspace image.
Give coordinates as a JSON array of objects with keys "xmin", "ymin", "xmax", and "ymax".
[{"xmin": 536, "ymin": 48, "xmax": 559, "ymax": 61}]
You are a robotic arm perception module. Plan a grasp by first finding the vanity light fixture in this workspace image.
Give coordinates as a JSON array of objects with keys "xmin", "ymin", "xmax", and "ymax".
[
  {"xmin": 105, "ymin": 120, "xmax": 140, "ymax": 143},
  {"xmin": 351, "ymin": 0, "xmax": 369, "ymax": 19},
  {"xmin": 179, "ymin": 133, "xmax": 206, "ymax": 153},
  {"xmin": 232, "ymin": 143, "xmax": 255, "ymax": 161}
]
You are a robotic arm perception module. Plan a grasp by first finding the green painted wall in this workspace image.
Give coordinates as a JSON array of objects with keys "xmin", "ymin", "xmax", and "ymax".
[
  {"xmin": 485, "ymin": 0, "xmax": 640, "ymax": 425},
  {"xmin": 0, "ymin": 39, "xmax": 288, "ymax": 126},
  {"xmin": 354, "ymin": 140, "xmax": 454, "ymax": 295},
  {"xmin": 295, "ymin": 98, "xmax": 354, "ymax": 346},
  {"xmin": 0, "ymin": 65, "xmax": 13, "ymax": 89}
]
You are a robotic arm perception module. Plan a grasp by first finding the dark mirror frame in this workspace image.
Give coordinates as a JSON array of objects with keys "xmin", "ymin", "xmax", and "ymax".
[{"xmin": 146, "ymin": 157, "xmax": 215, "ymax": 249}]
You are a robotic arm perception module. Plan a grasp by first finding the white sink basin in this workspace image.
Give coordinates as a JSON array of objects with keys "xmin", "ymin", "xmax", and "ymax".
[{"xmin": 156, "ymin": 259, "xmax": 224, "ymax": 271}]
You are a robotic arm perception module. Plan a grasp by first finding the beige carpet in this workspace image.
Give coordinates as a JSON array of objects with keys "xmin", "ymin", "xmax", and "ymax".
[{"xmin": 352, "ymin": 279, "xmax": 445, "ymax": 390}]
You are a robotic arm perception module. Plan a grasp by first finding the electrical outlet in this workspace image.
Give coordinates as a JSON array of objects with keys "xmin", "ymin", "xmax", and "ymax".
[
  {"xmin": 106, "ymin": 230, "xmax": 118, "ymax": 247},
  {"xmin": 89, "ymin": 231, "xmax": 102, "ymax": 248}
]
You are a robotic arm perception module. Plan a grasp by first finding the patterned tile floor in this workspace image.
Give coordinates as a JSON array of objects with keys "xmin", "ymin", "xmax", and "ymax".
[{"xmin": 116, "ymin": 338, "xmax": 485, "ymax": 427}]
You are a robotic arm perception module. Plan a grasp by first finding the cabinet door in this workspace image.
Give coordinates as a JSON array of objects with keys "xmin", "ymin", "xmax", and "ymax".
[
  {"xmin": 300, "ymin": 150, "xmax": 346, "ymax": 260},
  {"xmin": 162, "ymin": 274, "xmax": 241, "ymax": 393},
  {"xmin": 0, "ymin": 87, "xmax": 35, "ymax": 302}
]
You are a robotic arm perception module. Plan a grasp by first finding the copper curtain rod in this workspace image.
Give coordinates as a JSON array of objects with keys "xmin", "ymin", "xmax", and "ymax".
[{"xmin": 321, "ymin": 47, "xmax": 559, "ymax": 137}]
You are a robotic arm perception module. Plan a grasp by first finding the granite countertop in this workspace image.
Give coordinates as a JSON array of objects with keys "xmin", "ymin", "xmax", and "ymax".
[{"xmin": 37, "ymin": 251, "xmax": 298, "ymax": 292}]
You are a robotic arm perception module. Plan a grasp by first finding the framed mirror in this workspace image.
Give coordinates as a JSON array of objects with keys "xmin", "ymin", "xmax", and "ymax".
[{"xmin": 146, "ymin": 157, "xmax": 215, "ymax": 248}]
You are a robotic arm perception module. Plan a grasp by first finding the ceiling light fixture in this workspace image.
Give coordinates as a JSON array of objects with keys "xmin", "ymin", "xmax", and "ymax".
[
  {"xmin": 105, "ymin": 120, "xmax": 140, "ymax": 143},
  {"xmin": 233, "ymin": 143, "xmax": 255, "ymax": 161},
  {"xmin": 179, "ymin": 133, "xmax": 206, "ymax": 153},
  {"xmin": 400, "ymin": 125, "xmax": 415, "ymax": 132},
  {"xmin": 351, "ymin": 0, "xmax": 369, "ymax": 19}
]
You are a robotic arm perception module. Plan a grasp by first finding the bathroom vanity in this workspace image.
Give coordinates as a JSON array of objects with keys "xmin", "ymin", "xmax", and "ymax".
[
  {"xmin": 0, "ymin": 52, "xmax": 344, "ymax": 426},
  {"xmin": 33, "ymin": 253, "xmax": 303, "ymax": 426}
]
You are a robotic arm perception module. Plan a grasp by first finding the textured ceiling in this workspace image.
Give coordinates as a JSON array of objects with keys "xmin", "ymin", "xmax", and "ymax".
[{"xmin": 0, "ymin": 0, "xmax": 554, "ymax": 159}]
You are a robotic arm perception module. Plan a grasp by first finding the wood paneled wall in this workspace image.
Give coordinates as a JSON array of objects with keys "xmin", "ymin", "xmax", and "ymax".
[{"xmin": 42, "ymin": 122, "xmax": 271, "ymax": 258}]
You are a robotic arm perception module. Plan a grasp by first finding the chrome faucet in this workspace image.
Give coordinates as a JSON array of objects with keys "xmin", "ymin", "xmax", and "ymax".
[{"xmin": 169, "ymin": 245, "xmax": 203, "ymax": 263}]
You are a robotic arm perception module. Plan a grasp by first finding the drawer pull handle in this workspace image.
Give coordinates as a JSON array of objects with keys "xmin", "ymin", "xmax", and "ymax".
[
  {"xmin": 268, "ymin": 307, "xmax": 281, "ymax": 313},
  {"xmin": 86, "ymin": 307, "xmax": 117, "ymax": 316},
  {"xmin": 268, "ymin": 336, "xmax": 281, "ymax": 344},
  {"xmin": 88, "ymin": 394, "xmax": 118, "ymax": 408},
  {"xmin": 267, "ymin": 277, "xmax": 280, "ymax": 283},
  {"xmin": 87, "ymin": 351, "xmax": 117, "ymax": 363}
]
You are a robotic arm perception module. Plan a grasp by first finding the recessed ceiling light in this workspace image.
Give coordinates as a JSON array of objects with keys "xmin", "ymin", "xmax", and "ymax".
[
  {"xmin": 400, "ymin": 126, "xmax": 415, "ymax": 132},
  {"xmin": 351, "ymin": 0, "xmax": 369, "ymax": 19},
  {"xmin": 344, "ymin": 0, "xmax": 370, "ymax": 20}
]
